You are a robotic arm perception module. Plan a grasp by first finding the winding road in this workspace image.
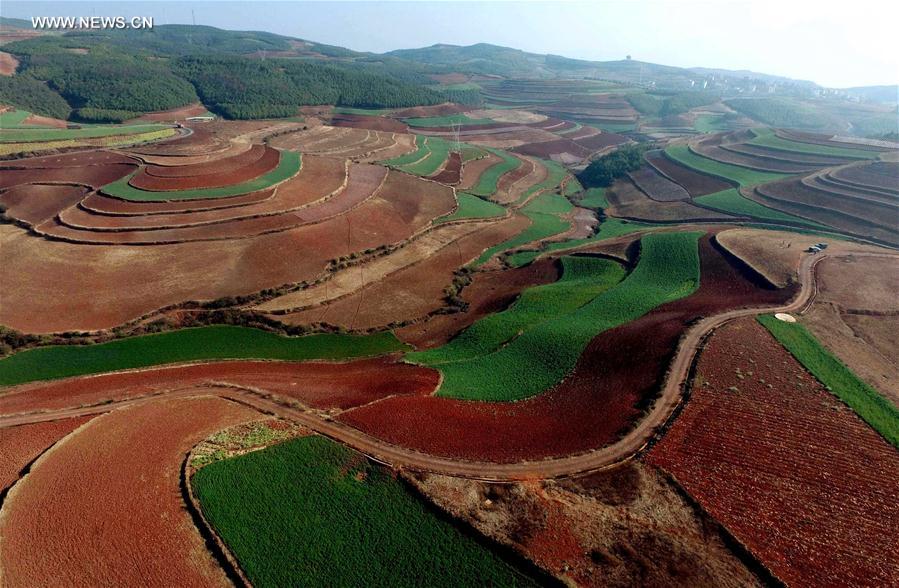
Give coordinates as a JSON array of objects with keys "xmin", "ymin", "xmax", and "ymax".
[{"xmin": 1, "ymin": 251, "xmax": 894, "ymax": 481}]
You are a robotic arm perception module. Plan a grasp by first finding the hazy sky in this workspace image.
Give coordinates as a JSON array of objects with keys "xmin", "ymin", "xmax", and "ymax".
[{"xmin": 6, "ymin": 1, "xmax": 898, "ymax": 87}]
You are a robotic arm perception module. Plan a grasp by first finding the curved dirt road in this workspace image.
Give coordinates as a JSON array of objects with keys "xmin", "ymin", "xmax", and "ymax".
[{"xmin": 1, "ymin": 252, "xmax": 894, "ymax": 480}]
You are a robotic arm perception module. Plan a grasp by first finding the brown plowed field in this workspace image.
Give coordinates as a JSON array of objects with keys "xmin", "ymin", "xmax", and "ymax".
[
  {"xmin": 278, "ymin": 214, "xmax": 530, "ymax": 330},
  {"xmin": 20, "ymin": 114, "xmax": 68, "ymax": 128},
  {"xmin": 722, "ymin": 142, "xmax": 851, "ymax": 166},
  {"xmin": 494, "ymin": 155, "xmax": 532, "ymax": 194},
  {"xmin": 338, "ymin": 235, "xmax": 793, "ymax": 462},
  {"xmin": 804, "ymin": 255, "xmax": 899, "ymax": 405},
  {"xmin": 0, "ymin": 162, "xmax": 136, "ymax": 190},
  {"xmin": 692, "ymin": 142, "xmax": 815, "ymax": 173},
  {"xmin": 141, "ymin": 144, "xmax": 266, "ymax": 177},
  {"xmin": 396, "ymin": 258, "xmax": 560, "ymax": 348},
  {"xmin": 47, "ymin": 163, "xmax": 384, "ymax": 243},
  {"xmin": 129, "ymin": 140, "xmax": 253, "ymax": 167},
  {"xmin": 628, "ymin": 166, "xmax": 689, "ymax": 202},
  {"xmin": 831, "ymin": 161, "xmax": 899, "ymax": 194},
  {"xmin": 0, "ymin": 359, "xmax": 436, "ymax": 415},
  {"xmin": 129, "ymin": 145, "xmax": 280, "ymax": 191},
  {"xmin": 805, "ymin": 173, "xmax": 896, "ymax": 205},
  {"xmin": 392, "ymin": 103, "xmax": 470, "ymax": 118},
  {"xmin": 573, "ymin": 132, "xmax": 629, "ymax": 151},
  {"xmin": 776, "ymin": 129, "xmax": 891, "ymax": 152},
  {"xmin": 57, "ymin": 157, "xmax": 347, "ymax": 231},
  {"xmin": 128, "ymin": 127, "xmax": 228, "ymax": 156},
  {"xmin": 1, "ymin": 171, "xmax": 453, "ymax": 332},
  {"xmin": 646, "ymin": 318, "xmax": 899, "ymax": 588},
  {"xmin": 501, "ymin": 157, "xmax": 549, "ymax": 205},
  {"xmin": 646, "ymin": 150, "xmax": 731, "ymax": 197},
  {"xmin": 329, "ymin": 113, "xmax": 409, "ymax": 133},
  {"xmin": 0, "ymin": 150, "xmax": 136, "ymax": 169},
  {"xmin": 457, "ymin": 152, "xmax": 501, "ymax": 190},
  {"xmin": 0, "ymin": 184, "xmax": 87, "ymax": 225},
  {"xmin": 129, "ymin": 103, "xmax": 209, "ymax": 122},
  {"xmin": 564, "ymin": 126, "xmax": 601, "ymax": 140},
  {"xmin": 0, "ymin": 417, "xmax": 91, "ymax": 493},
  {"xmin": 513, "ymin": 138, "xmax": 590, "ymax": 160},
  {"xmin": 429, "ymin": 151, "xmax": 462, "ymax": 184},
  {"xmin": 0, "ymin": 51, "xmax": 18, "ymax": 75},
  {"xmin": 0, "ymin": 395, "xmax": 260, "ymax": 588},
  {"xmin": 608, "ymin": 179, "xmax": 734, "ymax": 222}
]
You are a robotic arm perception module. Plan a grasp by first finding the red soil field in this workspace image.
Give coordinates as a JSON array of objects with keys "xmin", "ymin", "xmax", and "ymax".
[
  {"xmin": 722, "ymin": 142, "xmax": 851, "ymax": 166},
  {"xmin": 0, "ymin": 184, "xmax": 87, "ymax": 226},
  {"xmin": 131, "ymin": 140, "xmax": 254, "ymax": 167},
  {"xmin": 494, "ymin": 155, "xmax": 532, "ymax": 194},
  {"xmin": 47, "ymin": 163, "xmax": 384, "ymax": 243},
  {"xmin": 646, "ymin": 318, "xmax": 899, "ymax": 587},
  {"xmin": 573, "ymin": 131, "xmax": 629, "ymax": 151},
  {"xmin": 279, "ymin": 214, "xmax": 531, "ymax": 330},
  {"xmin": 141, "ymin": 144, "xmax": 266, "ymax": 178},
  {"xmin": 512, "ymin": 138, "xmax": 591, "ymax": 160},
  {"xmin": 128, "ymin": 127, "xmax": 228, "ymax": 156},
  {"xmin": 777, "ymin": 129, "xmax": 891, "ymax": 152},
  {"xmin": 0, "ymin": 395, "xmax": 259, "ymax": 588},
  {"xmin": 692, "ymin": 138, "xmax": 815, "ymax": 174},
  {"xmin": 329, "ymin": 113, "xmax": 409, "ymax": 133},
  {"xmin": 0, "ymin": 417, "xmax": 91, "ymax": 493},
  {"xmin": 1, "ymin": 170, "xmax": 453, "ymax": 332},
  {"xmin": 19, "ymin": 114, "xmax": 68, "ymax": 128},
  {"xmin": 128, "ymin": 145, "xmax": 280, "ymax": 191},
  {"xmin": 0, "ymin": 150, "xmax": 136, "ymax": 169},
  {"xmin": 338, "ymin": 235, "xmax": 794, "ymax": 462},
  {"xmin": 564, "ymin": 126, "xmax": 601, "ymax": 141},
  {"xmin": 0, "ymin": 358, "xmax": 436, "ymax": 415},
  {"xmin": 396, "ymin": 258, "xmax": 560, "ymax": 348},
  {"xmin": 429, "ymin": 151, "xmax": 462, "ymax": 184},
  {"xmin": 645, "ymin": 150, "xmax": 731, "ymax": 197},
  {"xmin": 0, "ymin": 162, "xmax": 136, "ymax": 190},
  {"xmin": 392, "ymin": 103, "xmax": 471, "ymax": 118},
  {"xmin": 757, "ymin": 176, "xmax": 896, "ymax": 229},
  {"xmin": 627, "ymin": 166, "xmax": 689, "ymax": 202},
  {"xmin": 80, "ymin": 187, "xmax": 276, "ymax": 216}
]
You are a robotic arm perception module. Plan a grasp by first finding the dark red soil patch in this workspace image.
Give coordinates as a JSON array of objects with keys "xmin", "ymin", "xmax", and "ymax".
[
  {"xmin": 495, "ymin": 156, "xmax": 532, "ymax": 194},
  {"xmin": 391, "ymin": 103, "xmax": 471, "ymax": 118},
  {"xmin": 0, "ymin": 150, "xmax": 136, "ymax": 169},
  {"xmin": 396, "ymin": 258, "xmax": 561, "ymax": 349},
  {"xmin": 573, "ymin": 132, "xmax": 629, "ymax": 151},
  {"xmin": 513, "ymin": 138, "xmax": 590, "ymax": 160},
  {"xmin": 0, "ymin": 357, "xmax": 438, "ymax": 415},
  {"xmin": 777, "ymin": 129, "xmax": 891, "ymax": 152},
  {"xmin": 693, "ymin": 141, "xmax": 817, "ymax": 174},
  {"xmin": 627, "ymin": 166, "xmax": 689, "ymax": 202},
  {"xmin": 0, "ymin": 163, "xmax": 136, "ymax": 190},
  {"xmin": 723, "ymin": 142, "xmax": 851, "ymax": 166},
  {"xmin": 80, "ymin": 188, "xmax": 276, "ymax": 216},
  {"xmin": 831, "ymin": 162, "xmax": 899, "ymax": 194},
  {"xmin": 645, "ymin": 150, "xmax": 731, "ymax": 197},
  {"xmin": 0, "ymin": 416, "xmax": 91, "ymax": 493},
  {"xmin": 141, "ymin": 144, "xmax": 266, "ymax": 178},
  {"xmin": 646, "ymin": 318, "xmax": 899, "ymax": 587},
  {"xmin": 429, "ymin": 151, "xmax": 462, "ymax": 185},
  {"xmin": 339, "ymin": 234, "xmax": 796, "ymax": 462},
  {"xmin": 129, "ymin": 145, "xmax": 280, "ymax": 191}
]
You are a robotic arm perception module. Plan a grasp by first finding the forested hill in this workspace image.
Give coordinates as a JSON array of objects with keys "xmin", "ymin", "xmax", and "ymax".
[{"xmin": 0, "ymin": 25, "xmax": 458, "ymax": 121}]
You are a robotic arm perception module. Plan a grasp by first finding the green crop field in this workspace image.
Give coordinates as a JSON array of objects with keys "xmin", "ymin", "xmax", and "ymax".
[
  {"xmin": 665, "ymin": 144, "xmax": 786, "ymax": 187},
  {"xmin": 0, "ymin": 123, "xmax": 170, "ymax": 143},
  {"xmin": 577, "ymin": 187, "xmax": 610, "ymax": 209},
  {"xmin": 0, "ymin": 326, "xmax": 404, "ymax": 387},
  {"xmin": 695, "ymin": 188, "xmax": 829, "ymax": 229},
  {"xmin": 0, "ymin": 109, "xmax": 32, "ymax": 128},
  {"xmin": 469, "ymin": 148, "xmax": 521, "ymax": 198},
  {"xmin": 413, "ymin": 256, "xmax": 625, "ymax": 365},
  {"xmin": 563, "ymin": 176, "xmax": 583, "ymax": 197},
  {"xmin": 193, "ymin": 436, "xmax": 536, "ymax": 587},
  {"xmin": 693, "ymin": 114, "xmax": 728, "ymax": 133},
  {"xmin": 748, "ymin": 128, "xmax": 879, "ymax": 160},
  {"xmin": 473, "ymin": 192, "xmax": 572, "ymax": 265},
  {"xmin": 99, "ymin": 150, "xmax": 301, "ymax": 201},
  {"xmin": 398, "ymin": 137, "xmax": 452, "ymax": 176},
  {"xmin": 404, "ymin": 113, "xmax": 497, "ymax": 127},
  {"xmin": 461, "ymin": 144, "xmax": 487, "ymax": 162},
  {"xmin": 382, "ymin": 134, "xmax": 428, "ymax": 166},
  {"xmin": 414, "ymin": 232, "xmax": 702, "ymax": 401},
  {"xmin": 758, "ymin": 315, "xmax": 899, "ymax": 448},
  {"xmin": 437, "ymin": 192, "xmax": 506, "ymax": 223}
]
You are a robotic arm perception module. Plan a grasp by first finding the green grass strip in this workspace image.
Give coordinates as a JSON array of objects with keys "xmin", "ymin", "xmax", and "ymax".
[
  {"xmin": 577, "ymin": 187, "xmax": 609, "ymax": 209},
  {"xmin": 665, "ymin": 143, "xmax": 787, "ymax": 187},
  {"xmin": 437, "ymin": 192, "xmax": 505, "ymax": 223},
  {"xmin": 515, "ymin": 159, "xmax": 568, "ymax": 205},
  {"xmin": 748, "ymin": 128, "xmax": 878, "ymax": 160},
  {"xmin": 563, "ymin": 176, "xmax": 583, "ymax": 197},
  {"xmin": 0, "ymin": 325, "xmax": 404, "ymax": 387},
  {"xmin": 506, "ymin": 218, "xmax": 647, "ymax": 267},
  {"xmin": 404, "ymin": 113, "xmax": 498, "ymax": 127},
  {"xmin": 398, "ymin": 136, "xmax": 451, "ymax": 176},
  {"xmin": 193, "ymin": 436, "xmax": 535, "ymax": 588},
  {"xmin": 695, "ymin": 188, "xmax": 829, "ymax": 229},
  {"xmin": 469, "ymin": 148, "xmax": 521, "ymax": 198},
  {"xmin": 473, "ymin": 193, "xmax": 572, "ymax": 265},
  {"xmin": 758, "ymin": 315, "xmax": 899, "ymax": 448},
  {"xmin": 693, "ymin": 114, "xmax": 728, "ymax": 133},
  {"xmin": 461, "ymin": 145, "xmax": 487, "ymax": 162},
  {"xmin": 417, "ymin": 232, "xmax": 702, "ymax": 401},
  {"xmin": 412, "ymin": 256, "xmax": 626, "ymax": 365},
  {"xmin": 99, "ymin": 150, "xmax": 301, "ymax": 201},
  {"xmin": 382, "ymin": 134, "xmax": 428, "ymax": 166},
  {"xmin": 0, "ymin": 123, "xmax": 170, "ymax": 143}
]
